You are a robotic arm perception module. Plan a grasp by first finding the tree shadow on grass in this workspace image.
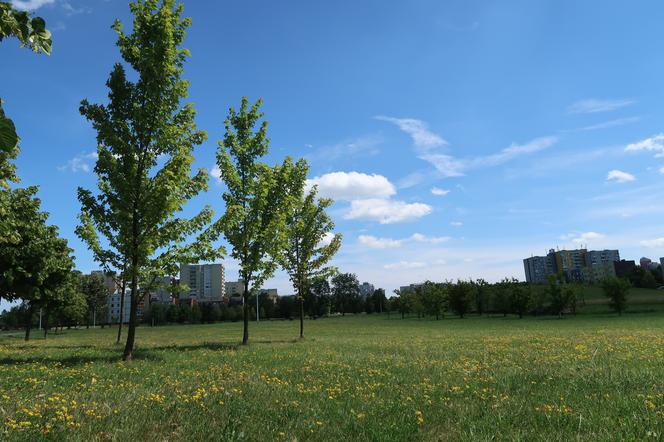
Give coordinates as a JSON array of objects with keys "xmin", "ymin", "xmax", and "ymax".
[{"xmin": 0, "ymin": 350, "xmax": 163, "ymax": 366}]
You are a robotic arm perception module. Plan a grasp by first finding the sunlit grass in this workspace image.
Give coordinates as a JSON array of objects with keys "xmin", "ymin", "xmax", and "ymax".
[{"xmin": 1, "ymin": 314, "xmax": 662, "ymax": 441}]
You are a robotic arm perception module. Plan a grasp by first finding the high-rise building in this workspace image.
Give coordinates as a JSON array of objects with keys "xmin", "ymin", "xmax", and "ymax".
[
  {"xmin": 614, "ymin": 260, "xmax": 636, "ymax": 278},
  {"xmin": 523, "ymin": 255, "xmax": 555, "ymax": 284},
  {"xmin": 640, "ymin": 257, "xmax": 653, "ymax": 270},
  {"xmin": 584, "ymin": 250, "xmax": 620, "ymax": 283},
  {"xmin": 179, "ymin": 264, "xmax": 225, "ymax": 303},
  {"xmin": 108, "ymin": 289, "xmax": 132, "ymax": 324},
  {"xmin": 151, "ymin": 276, "xmax": 175, "ymax": 304},
  {"xmin": 359, "ymin": 282, "xmax": 375, "ymax": 298}
]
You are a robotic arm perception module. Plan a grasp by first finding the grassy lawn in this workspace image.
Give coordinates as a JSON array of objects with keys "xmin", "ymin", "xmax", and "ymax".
[{"xmin": 0, "ymin": 314, "xmax": 663, "ymax": 441}]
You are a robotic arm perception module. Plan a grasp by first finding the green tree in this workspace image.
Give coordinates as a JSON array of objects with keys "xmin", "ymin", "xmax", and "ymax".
[
  {"xmin": 448, "ymin": 280, "xmax": 474, "ymax": 318},
  {"xmin": 547, "ymin": 273, "xmax": 573, "ymax": 318},
  {"xmin": 80, "ymin": 273, "xmax": 109, "ymax": 328},
  {"xmin": 0, "ymin": 188, "xmax": 74, "ymax": 340},
  {"xmin": 473, "ymin": 278, "xmax": 489, "ymax": 315},
  {"xmin": 509, "ymin": 282, "xmax": 531, "ymax": 318},
  {"xmin": 420, "ymin": 281, "xmax": 446, "ymax": 320},
  {"xmin": 640, "ymin": 270, "xmax": 657, "ymax": 289},
  {"xmin": 215, "ymin": 97, "xmax": 300, "ymax": 345},
  {"xmin": 331, "ymin": 273, "xmax": 361, "ymax": 316},
  {"xmin": 279, "ymin": 183, "xmax": 342, "ymax": 338},
  {"xmin": 77, "ymin": 0, "xmax": 220, "ymax": 360},
  {"xmin": 491, "ymin": 279, "xmax": 512, "ymax": 316},
  {"xmin": 601, "ymin": 277, "xmax": 630, "ymax": 316}
]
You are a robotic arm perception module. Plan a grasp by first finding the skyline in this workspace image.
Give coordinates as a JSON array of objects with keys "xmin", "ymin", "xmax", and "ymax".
[{"xmin": 3, "ymin": 0, "xmax": 664, "ymax": 307}]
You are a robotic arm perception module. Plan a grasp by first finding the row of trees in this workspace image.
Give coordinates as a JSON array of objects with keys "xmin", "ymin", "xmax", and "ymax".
[
  {"xmin": 391, "ymin": 274, "xmax": 632, "ymax": 319},
  {"xmin": 1, "ymin": 1, "xmax": 342, "ymax": 358}
]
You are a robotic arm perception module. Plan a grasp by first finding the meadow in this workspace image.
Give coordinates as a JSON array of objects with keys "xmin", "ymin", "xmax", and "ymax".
[{"xmin": 0, "ymin": 312, "xmax": 663, "ymax": 441}]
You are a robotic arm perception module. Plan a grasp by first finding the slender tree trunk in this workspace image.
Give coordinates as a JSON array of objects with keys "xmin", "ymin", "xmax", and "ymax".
[
  {"xmin": 43, "ymin": 313, "xmax": 48, "ymax": 339},
  {"xmin": 116, "ymin": 276, "xmax": 127, "ymax": 344},
  {"xmin": 24, "ymin": 304, "xmax": 33, "ymax": 341},
  {"xmin": 242, "ymin": 281, "xmax": 249, "ymax": 345},
  {"xmin": 299, "ymin": 296, "xmax": 304, "ymax": 339},
  {"xmin": 123, "ymin": 254, "xmax": 139, "ymax": 361}
]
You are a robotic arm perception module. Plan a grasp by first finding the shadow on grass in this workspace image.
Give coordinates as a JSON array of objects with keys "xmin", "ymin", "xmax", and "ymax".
[{"xmin": 0, "ymin": 350, "xmax": 164, "ymax": 366}]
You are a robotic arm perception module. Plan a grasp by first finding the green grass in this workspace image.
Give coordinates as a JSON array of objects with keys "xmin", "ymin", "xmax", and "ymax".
[{"xmin": 1, "ymin": 314, "xmax": 663, "ymax": 441}]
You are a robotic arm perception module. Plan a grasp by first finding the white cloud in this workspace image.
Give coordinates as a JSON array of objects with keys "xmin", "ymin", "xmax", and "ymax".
[
  {"xmin": 210, "ymin": 165, "xmax": 222, "ymax": 184},
  {"xmin": 307, "ymin": 135, "xmax": 382, "ymax": 162},
  {"xmin": 420, "ymin": 137, "xmax": 557, "ymax": 177},
  {"xmin": 307, "ymin": 172, "xmax": 396, "ymax": 201},
  {"xmin": 375, "ymin": 116, "xmax": 447, "ymax": 150},
  {"xmin": 345, "ymin": 199, "xmax": 432, "ymax": 224},
  {"xmin": 560, "ymin": 231, "xmax": 605, "ymax": 245},
  {"xmin": 640, "ymin": 238, "xmax": 664, "ymax": 248},
  {"xmin": 567, "ymin": 98, "xmax": 634, "ymax": 114},
  {"xmin": 606, "ymin": 170, "xmax": 636, "ymax": 183},
  {"xmin": 384, "ymin": 261, "xmax": 427, "ymax": 270},
  {"xmin": 574, "ymin": 116, "xmax": 640, "ymax": 132},
  {"xmin": 58, "ymin": 151, "xmax": 98, "ymax": 173},
  {"xmin": 359, "ymin": 233, "xmax": 450, "ymax": 249},
  {"xmin": 11, "ymin": 0, "xmax": 55, "ymax": 10},
  {"xmin": 430, "ymin": 187, "xmax": 450, "ymax": 196},
  {"xmin": 409, "ymin": 233, "xmax": 450, "ymax": 244},
  {"xmin": 660, "ymin": 167, "xmax": 664, "ymax": 175},
  {"xmin": 450, "ymin": 221, "xmax": 463, "ymax": 227},
  {"xmin": 358, "ymin": 235, "xmax": 403, "ymax": 249},
  {"xmin": 625, "ymin": 134, "xmax": 664, "ymax": 158}
]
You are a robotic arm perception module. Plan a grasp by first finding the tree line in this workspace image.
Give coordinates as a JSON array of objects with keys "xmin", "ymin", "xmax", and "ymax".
[{"xmin": 389, "ymin": 274, "xmax": 632, "ymax": 319}]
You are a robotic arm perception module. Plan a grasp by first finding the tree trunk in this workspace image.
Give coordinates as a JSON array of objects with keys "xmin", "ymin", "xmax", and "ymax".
[
  {"xmin": 299, "ymin": 296, "xmax": 304, "ymax": 339},
  {"xmin": 242, "ymin": 281, "xmax": 249, "ymax": 345},
  {"xmin": 24, "ymin": 304, "xmax": 33, "ymax": 341},
  {"xmin": 116, "ymin": 276, "xmax": 127, "ymax": 344},
  {"xmin": 122, "ymin": 255, "xmax": 139, "ymax": 361}
]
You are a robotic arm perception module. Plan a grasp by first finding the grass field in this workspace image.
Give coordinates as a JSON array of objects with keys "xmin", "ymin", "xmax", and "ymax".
[{"xmin": 1, "ymin": 313, "xmax": 663, "ymax": 441}]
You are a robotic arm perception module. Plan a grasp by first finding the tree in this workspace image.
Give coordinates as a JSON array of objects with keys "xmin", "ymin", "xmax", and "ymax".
[
  {"xmin": 509, "ymin": 282, "xmax": 531, "ymax": 318},
  {"xmin": 547, "ymin": 273, "xmax": 572, "ymax": 318},
  {"xmin": 0, "ymin": 188, "xmax": 74, "ymax": 340},
  {"xmin": 0, "ymin": 2, "xmax": 51, "ymax": 188},
  {"xmin": 640, "ymin": 271, "xmax": 657, "ymax": 289},
  {"xmin": 215, "ymin": 97, "xmax": 301, "ymax": 345},
  {"xmin": 420, "ymin": 281, "xmax": 446, "ymax": 320},
  {"xmin": 77, "ymin": 0, "xmax": 220, "ymax": 360},
  {"xmin": 473, "ymin": 279, "xmax": 489, "ymax": 316},
  {"xmin": 448, "ymin": 280, "xmax": 474, "ymax": 318},
  {"xmin": 331, "ymin": 273, "xmax": 361, "ymax": 315},
  {"xmin": 491, "ymin": 279, "xmax": 512, "ymax": 317},
  {"xmin": 371, "ymin": 288, "xmax": 387, "ymax": 314},
  {"xmin": 279, "ymin": 183, "xmax": 341, "ymax": 338},
  {"xmin": 307, "ymin": 277, "xmax": 331, "ymax": 317},
  {"xmin": 601, "ymin": 277, "xmax": 630, "ymax": 316},
  {"xmin": 80, "ymin": 273, "xmax": 109, "ymax": 328}
]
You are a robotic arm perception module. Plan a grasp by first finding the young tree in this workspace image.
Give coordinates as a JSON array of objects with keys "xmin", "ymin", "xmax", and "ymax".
[
  {"xmin": 0, "ymin": 189, "xmax": 74, "ymax": 340},
  {"xmin": 547, "ymin": 273, "xmax": 571, "ymax": 318},
  {"xmin": 491, "ymin": 279, "xmax": 512, "ymax": 317},
  {"xmin": 80, "ymin": 273, "xmax": 109, "ymax": 328},
  {"xmin": 331, "ymin": 273, "xmax": 361, "ymax": 315},
  {"xmin": 216, "ymin": 97, "xmax": 301, "ymax": 345},
  {"xmin": 473, "ymin": 279, "xmax": 489, "ymax": 315},
  {"xmin": 279, "ymin": 183, "xmax": 342, "ymax": 338},
  {"xmin": 77, "ymin": 0, "xmax": 220, "ymax": 360},
  {"xmin": 448, "ymin": 280, "xmax": 474, "ymax": 318},
  {"xmin": 601, "ymin": 277, "xmax": 630, "ymax": 316}
]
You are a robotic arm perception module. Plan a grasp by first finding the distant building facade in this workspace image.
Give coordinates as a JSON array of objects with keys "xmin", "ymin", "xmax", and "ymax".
[
  {"xmin": 359, "ymin": 282, "xmax": 375, "ymax": 298},
  {"xmin": 614, "ymin": 260, "xmax": 636, "ymax": 278},
  {"xmin": 180, "ymin": 264, "xmax": 225, "ymax": 303},
  {"xmin": 523, "ymin": 248, "xmax": 620, "ymax": 284}
]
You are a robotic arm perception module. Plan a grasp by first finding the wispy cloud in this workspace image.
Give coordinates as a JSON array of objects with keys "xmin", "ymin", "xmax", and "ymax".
[
  {"xmin": 625, "ymin": 134, "xmax": 664, "ymax": 158},
  {"xmin": 430, "ymin": 187, "xmax": 450, "ymax": 196},
  {"xmin": 11, "ymin": 0, "xmax": 55, "ymax": 10},
  {"xmin": 640, "ymin": 238, "xmax": 664, "ymax": 248},
  {"xmin": 375, "ymin": 116, "xmax": 447, "ymax": 151},
  {"xmin": 567, "ymin": 98, "xmax": 635, "ymax": 114},
  {"xmin": 358, "ymin": 233, "xmax": 450, "ymax": 249},
  {"xmin": 606, "ymin": 169, "xmax": 636, "ymax": 183},
  {"xmin": 58, "ymin": 151, "xmax": 98, "ymax": 173},
  {"xmin": 560, "ymin": 231, "xmax": 605, "ymax": 246},
  {"xmin": 383, "ymin": 261, "xmax": 427, "ymax": 270},
  {"xmin": 421, "ymin": 136, "xmax": 558, "ymax": 177},
  {"xmin": 572, "ymin": 116, "xmax": 640, "ymax": 132},
  {"xmin": 306, "ymin": 135, "xmax": 382, "ymax": 162},
  {"xmin": 450, "ymin": 221, "xmax": 463, "ymax": 227}
]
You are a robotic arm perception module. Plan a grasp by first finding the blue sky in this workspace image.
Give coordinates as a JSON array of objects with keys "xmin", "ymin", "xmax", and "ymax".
[{"xmin": 3, "ymin": 0, "xmax": 664, "ymax": 304}]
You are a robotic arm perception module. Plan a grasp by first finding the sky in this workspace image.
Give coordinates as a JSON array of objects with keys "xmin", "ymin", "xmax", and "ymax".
[{"xmin": 3, "ymin": 0, "xmax": 664, "ymax": 307}]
